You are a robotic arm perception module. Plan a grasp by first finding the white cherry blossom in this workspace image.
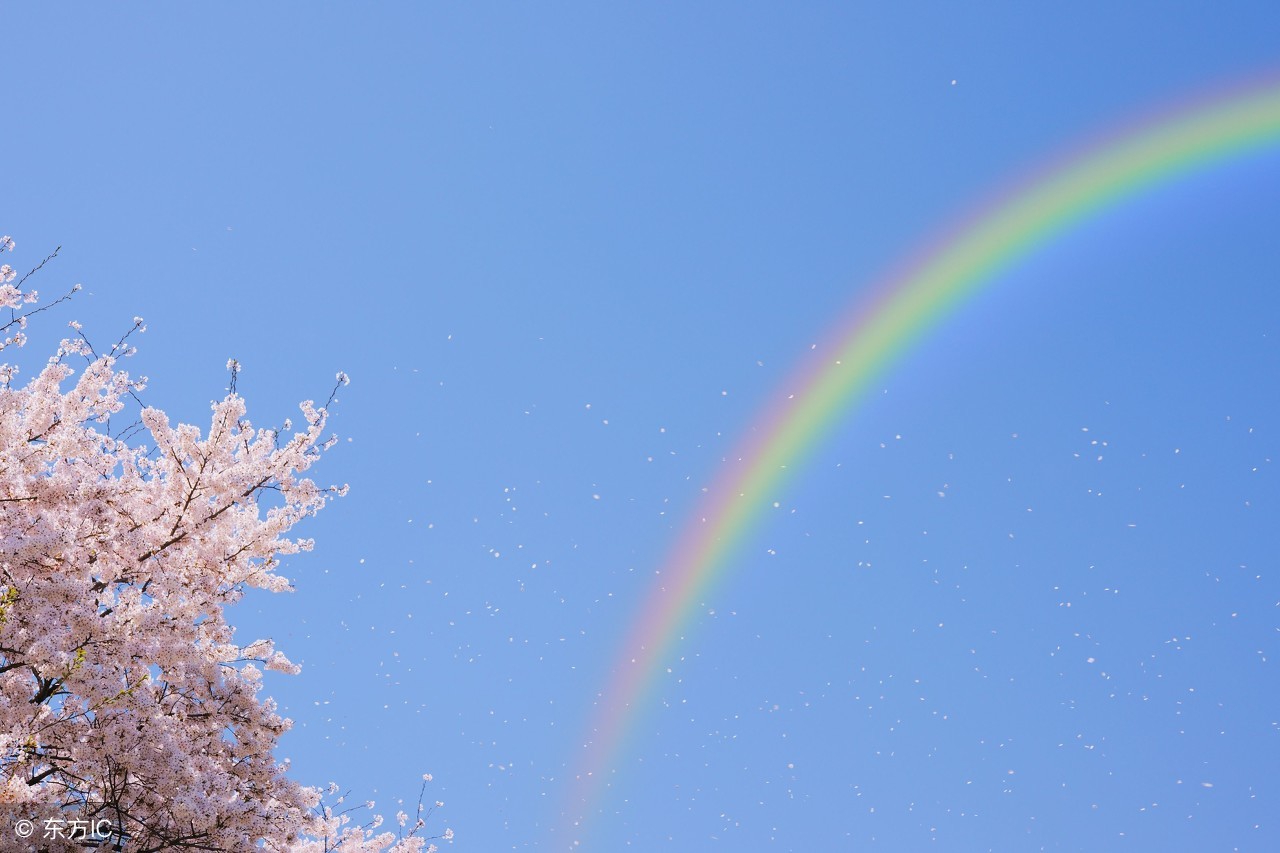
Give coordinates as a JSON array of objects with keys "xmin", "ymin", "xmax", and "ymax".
[{"xmin": 0, "ymin": 239, "xmax": 449, "ymax": 851}]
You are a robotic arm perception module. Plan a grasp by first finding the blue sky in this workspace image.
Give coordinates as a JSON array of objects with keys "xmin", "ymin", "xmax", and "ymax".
[{"xmin": 6, "ymin": 4, "xmax": 1280, "ymax": 850}]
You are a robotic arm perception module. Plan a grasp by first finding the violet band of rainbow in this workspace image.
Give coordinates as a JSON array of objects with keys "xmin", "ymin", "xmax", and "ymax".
[{"xmin": 563, "ymin": 72, "xmax": 1280, "ymax": 844}]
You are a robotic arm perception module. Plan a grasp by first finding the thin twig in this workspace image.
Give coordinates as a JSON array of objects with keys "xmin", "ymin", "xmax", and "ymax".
[{"xmin": 14, "ymin": 245, "xmax": 60, "ymax": 290}]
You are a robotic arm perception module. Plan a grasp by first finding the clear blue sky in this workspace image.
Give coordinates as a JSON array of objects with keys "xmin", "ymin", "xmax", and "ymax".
[{"xmin": 6, "ymin": 4, "xmax": 1280, "ymax": 850}]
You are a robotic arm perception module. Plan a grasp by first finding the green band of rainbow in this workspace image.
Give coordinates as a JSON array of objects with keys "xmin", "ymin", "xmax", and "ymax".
[{"xmin": 564, "ymin": 73, "xmax": 1280, "ymax": 844}]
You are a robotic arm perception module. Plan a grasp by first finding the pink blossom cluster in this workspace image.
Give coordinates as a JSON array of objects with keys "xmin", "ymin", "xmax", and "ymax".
[{"xmin": 0, "ymin": 238, "xmax": 446, "ymax": 851}]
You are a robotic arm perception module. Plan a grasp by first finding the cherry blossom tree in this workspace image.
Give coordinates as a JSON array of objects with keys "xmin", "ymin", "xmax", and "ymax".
[{"xmin": 0, "ymin": 238, "xmax": 450, "ymax": 852}]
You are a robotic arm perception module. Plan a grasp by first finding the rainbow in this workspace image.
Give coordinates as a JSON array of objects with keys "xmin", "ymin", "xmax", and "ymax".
[{"xmin": 564, "ymin": 72, "xmax": 1280, "ymax": 843}]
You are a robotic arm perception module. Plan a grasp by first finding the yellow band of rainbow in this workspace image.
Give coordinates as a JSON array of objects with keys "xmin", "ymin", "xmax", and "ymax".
[{"xmin": 564, "ymin": 72, "xmax": 1280, "ymax": 845}]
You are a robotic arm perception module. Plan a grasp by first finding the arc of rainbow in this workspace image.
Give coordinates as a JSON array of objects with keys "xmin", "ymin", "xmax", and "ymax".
[{"xmin": 565, "ymin": 73, "xmax": 1280, "ymax": 842}]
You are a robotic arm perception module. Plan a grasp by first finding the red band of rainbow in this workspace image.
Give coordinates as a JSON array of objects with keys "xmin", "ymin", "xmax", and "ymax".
[{"xmin": 564, "ymin": 72, "xmax": 1280, "ymax": 846}]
